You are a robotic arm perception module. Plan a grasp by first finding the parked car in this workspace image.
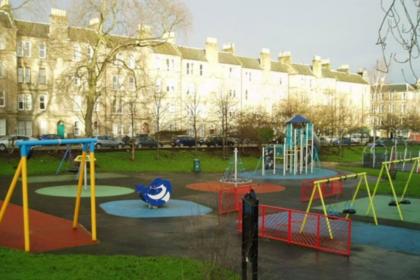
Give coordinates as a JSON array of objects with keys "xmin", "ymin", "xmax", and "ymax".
[
  {"xmin": 332, "ymin": 137, "xmax": 354, "ymax": 145},
  {"xmin": 204, "ymin": 136, "xmax": 236, "ymax": 147},
  {"xmin": 0, "ymin": 135, "xmax": 37, "ymax": 151},
  {"xmin": 95, "ymin": 135, "xmax": 124, "ymax": 149},
  {"xmin": 135, "ymin": 135, "xmax": 161, "ymax": 148},
  {"xmin": 171, "ymin": 135, "xmax": 196, "ymax": 147},
  {"xmin": 39, "ymin": 134, "xmax": 63, "ymax": 140}
]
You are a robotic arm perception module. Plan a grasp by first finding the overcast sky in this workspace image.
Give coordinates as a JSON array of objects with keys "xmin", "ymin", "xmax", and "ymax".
[
  {"xmin": 12, "ymin": 0, "xmax": 416, "ymax": 83},
  {"xmin": 178, "ymin": 0, "xmax": 413, "ymax": 83}
]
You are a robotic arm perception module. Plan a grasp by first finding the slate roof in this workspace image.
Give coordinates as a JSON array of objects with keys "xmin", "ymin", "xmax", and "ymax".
[
  {"xmin": 15, "ymin": 20, "xmax": 49, "ymax": 38},
  {"xmin": 218, "ymin": 52, "xmax": 241, "ymax": 65},
  {"xmin": 322, "ymin": 68, "xmax": 368, "ymax": 84},
  {"xmin": 177, "ymin": 46, "xmax": 206, "ymax": 61},
  {"xmin": 271, "ymin": 61, "xmax": 293, "ymax": 73},
  {"xmin": 291, "ymin": 64, "xmax": 314, "ymax": 76},
  {"xmin": 236, "ymin": 56, "xmax": 261, "ymax": 70},
  {"xmin": 152, "ymin": 42, "xmax": 180, "ymax": 56},
  {"xmin": 373, "ymin": 84, "xmax": 416, "ymax": 92}
]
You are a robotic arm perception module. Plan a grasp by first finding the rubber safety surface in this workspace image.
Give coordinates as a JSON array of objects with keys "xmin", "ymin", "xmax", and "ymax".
[{"xmin": 0, "ymin": 201, "xmax": 96, "ymax": 252}]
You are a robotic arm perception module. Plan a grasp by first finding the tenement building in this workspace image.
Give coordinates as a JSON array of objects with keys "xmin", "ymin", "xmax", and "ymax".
[{"xmin": 0, "ymin": 4, "xmax": 412, "ymax": 139}]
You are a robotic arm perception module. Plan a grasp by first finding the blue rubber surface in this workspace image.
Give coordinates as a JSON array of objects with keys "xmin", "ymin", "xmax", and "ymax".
[
  {"xmin": 352, "ymin": 222, "xmax": 420, "ymax": 255},
  {"xmin": 241, "ymin": 167, "xmax": 337, "ymax": 180},
  {"xmin": 100, "ymin": 199, "xmax": 212, "ymax": 218}
]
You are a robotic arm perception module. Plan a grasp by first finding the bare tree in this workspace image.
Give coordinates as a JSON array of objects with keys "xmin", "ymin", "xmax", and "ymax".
[
  {"xmin": 185, "ymin": 84, "xmax": 202, "ymax": 151},
  {"xmin": 377, "ymin": 0, "xmax": 420, "ymax": 81},
  {"xmin": 54, "ymin": 0, "xmax": 189, "ymax": 136},
  {"xmin": 214, "ymin": 88, "xmax": 237, "ymax": 159},
  {"xmin": 150, "ymin": 80, "xmax": 168, "ymax": 159}
]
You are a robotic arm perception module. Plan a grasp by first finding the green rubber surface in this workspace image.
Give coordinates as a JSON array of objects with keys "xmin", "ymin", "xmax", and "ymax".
[
  {"xmin": 35, "ymin": 185, "xmax": 134, "ymax": 198},
  {"xmin": 27, "ymin": 173, "xmax": 128, "ymax": 183},
  {"xmin": 317, "ymin": 195, "xmax": 420, "ymax": 224}
]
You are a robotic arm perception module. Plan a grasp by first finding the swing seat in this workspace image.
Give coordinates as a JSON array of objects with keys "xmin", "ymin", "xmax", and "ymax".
[
  {"xmin": 388, "ymin": 200, "xmax": 397, "ymax": 206},
  {"xmin": 342, "ymin": 208, "xmax": 356, "ymax": 215},
  {"xmin": 399, "ymin": 199, "xmax": 411, "ymax": 205}
]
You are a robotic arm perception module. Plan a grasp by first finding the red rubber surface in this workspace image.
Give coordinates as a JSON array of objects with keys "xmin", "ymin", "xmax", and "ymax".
[
  {"xmin": 186, "ymin": 181, "xmax": 286, "ymax": 193},
  {"xmin": 0, "ymin": 201, "xmax": 96, "ymax": 252}
]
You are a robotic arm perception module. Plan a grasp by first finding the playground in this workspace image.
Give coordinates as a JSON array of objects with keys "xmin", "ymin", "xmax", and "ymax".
[{"xmin": 1, "ymin": 133, "xmax": 420, "ymax": 279}]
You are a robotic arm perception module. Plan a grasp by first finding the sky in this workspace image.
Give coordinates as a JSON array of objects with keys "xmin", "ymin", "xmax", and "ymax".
[
  {"xmin": 177, "ymin": 0, "xmax": 414, "ymax": 83},
  {"xmin": 11, "ymin": 0, "xmax": 417, "ymax": 83}
]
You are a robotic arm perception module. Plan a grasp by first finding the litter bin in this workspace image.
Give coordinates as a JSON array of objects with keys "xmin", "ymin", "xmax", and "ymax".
[{"xmin": 193, "ymin": 158, "xmax": 201, "ymax": 173}]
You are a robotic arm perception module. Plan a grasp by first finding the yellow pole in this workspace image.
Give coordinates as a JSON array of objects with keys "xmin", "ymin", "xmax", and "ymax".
[
  {"xmin": 72, "ymin": 152, "xmax": 86, "ymax": 228},
  {"xmin": 316, "ymin": 182, "xmax": 334, "ymax": 239},
  {"xmin": 0, "ymin": 159, "xmax": 23, "ymax": 223},
  {"xmin": 21, "ymin": 156, "xmax": 30, "ymax": 252},
  {"xmin": 367, "ymin": 165, "xmax": 384, "ymax": 215},
  {"xmin": 299, "ymin": 181, "xmax": 318, "ymax": 233},
  {"xmin": 89, "ymin": 152, "xmax": 97, "ymax": 241},
  {"xmin": 399, "ymin": 158, "xmax": 417, "ymax": 201},
  {"xmin": 384, "ymin": 163, "xmax": 404, "ymax": 220},
  {"xmin": 362, "ymin": 174, "xmax": 378, "ymax": 225}
]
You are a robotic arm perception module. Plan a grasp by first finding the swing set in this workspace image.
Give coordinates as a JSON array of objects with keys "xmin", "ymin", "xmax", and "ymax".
[
  {"xmin": 300, "ymin": 172, "xmax": 378, "ymax": 239},
  {"xmin": 0, "ymin": 138, "xmax": 98, "ymax": 252},
  {"xmin": 368, "ymin": 157, "xmax": 420, "ymax": 221}
]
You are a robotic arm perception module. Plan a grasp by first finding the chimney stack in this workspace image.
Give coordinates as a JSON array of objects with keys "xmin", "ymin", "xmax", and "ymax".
[
  {"xmin": 312, "ymin": 55, "xmax": 322, "ymax": 77},
  {"xmin": 337, "ymin": 64, "xmax": 350, "ymax": 74},
  {"xmin": 162, "ymin": 32, "xmax": 176, "ymax": 44},
  {"xmin": 222, "ymin": 43, "xmax": 235, "ymax": 54},
  {"xmin": 49, "ymin": 8, "xmax": 68, "ymax": 40},
  {"xmin": 259, "ymin": 48, "xmax": 271, "ymax": 71},
  {"xmin": 321, "ymin": 58, "xmax": 331, "ymax": 70},
  {"xmin": 88, "ymin": 18, "xmax": 100, "ymax": 31},
  {"xmin": 138, "ymin": 24, "xmax": 152, "ymax": 39},
  {"xmin": 205, "ymin": 37, "xmax": 218, "ymax": 63},
  {"xmin": 0, "ymin": 0, "xmax": 10, "ymax": 8},
  {"xmin": 278, "ymin": 51, "xmax": 292, "ymax": 64}
]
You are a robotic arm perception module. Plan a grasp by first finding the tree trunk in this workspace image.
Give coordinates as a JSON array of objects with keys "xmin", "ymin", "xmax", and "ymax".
[{"xmin": 85, "ymin": 97, "xmax": 94, "ymax": 137}]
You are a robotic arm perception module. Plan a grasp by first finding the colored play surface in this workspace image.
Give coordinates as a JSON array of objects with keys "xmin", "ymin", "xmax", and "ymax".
[
  {"xmin": 352, "ymin": 221, "xmax": 420, "ymax": 255},
  {"xmin": 100, "ymin": 199, "xmax": 212, "ymax": 218},
  {"xmin": 186, "ymin": 181, "xmax": 286, "ymax": 193},
  {"xmin": 241, "ymin": 167, "xmax": 337, "ymax": 180},
  {"xmin": 0, "ymin": 201, "xmax": 96, "ymax": 252},
  {"xmin": 317, "ymin": 195, "xmax": 420, "ymax": 224},
  {"xmin": 26, "ymin": 173, "xmax": 128, "ymax": 183},
  {"xmin": 35, "ymin": 185, "xmax": 134, "ymax": 198}
]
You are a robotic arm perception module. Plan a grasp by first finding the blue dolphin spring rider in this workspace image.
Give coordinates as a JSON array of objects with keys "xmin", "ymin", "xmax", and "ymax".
[{"xmin": 135, "ymin": 178, "xmax": 172, "ymax": 208}]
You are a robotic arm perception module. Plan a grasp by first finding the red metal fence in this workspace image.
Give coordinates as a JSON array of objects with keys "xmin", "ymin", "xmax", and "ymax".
[
  {"xmin": 300, "ymin": 180, "xmax": 344, "ymax": 202},
  {"xmin": 237, "ymin": 204, "xmax": 352, "ymax": 256},
  {"xmin": 218, "ymin": 185, "xmax": 252, "ymax": 215}
]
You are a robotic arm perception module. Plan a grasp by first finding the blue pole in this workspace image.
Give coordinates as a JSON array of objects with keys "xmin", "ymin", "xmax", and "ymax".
[{"xmin": 16, "ymin": 138, "xmax": 97, "ymax": 157}]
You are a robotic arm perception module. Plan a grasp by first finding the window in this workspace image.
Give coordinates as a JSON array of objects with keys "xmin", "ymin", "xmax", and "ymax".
[
  {"xmin": 0, "ymin": 119, "xmax": 5, "ymax": 136},
  {"xmin": 73, "ymin": 45, "xmax": 81, "ymax": 62},
  {"xmin": 128, "ymin": 54, "xmax": 135, "ymax": 69},
  {"xmin": 112, "ymin": 123, "xmax": 124, "ymax": 136},
  {"xmin": 245, "ymin": 90, "xmax": 248, "ymax": 100},
  {"xmin": 199, "ymin": 64, "xmax": 203, "ymax": 76},
  {"xmin": 17, "ymin": 67, "xmax": 30, "ymax": 83},
  {"xmin": 39, "ymin": 42, "xmax": 47, "ymax": 58},
  {"xmin": 0, "ymin": 90, "xmax": 5, "ymax": 107},
  {"xmin": 24, "ymin": 67, "xmax": 31, "ymax": 83},
  {"xmin": 88, "ymin": 46, "xmax": 94, "ymax": 61},
  {"xmin": 112, "ymin": 96, "xmax": 122, "ymax": 114},
  {"xmin": 73, "ymin": 95, "xmax": 82, "ymax": 111},
  {"xmin": 38, "ymin": 68, "xmax": 46, "ymax": 85},
  {"xmin": 0, "ymin": 61, "xmax": 3, "ymax": 78},
  {"xmin": 186, "ymin": 62, "xmax": 190, "ymax": 75},
  {"xmin": 0, "ymin": 37, "xmax": 5, "ymax": 50},
  {"xmin": 112, "ymin": 75, "xmax": 120, "ymax": 90},
  {"xmin": 166, "ymin": 58, "xmax": 170, "ymax": 71},
  {"xmin": 74, "ymin": 76, "xmax": 81, "ymax": 87},
  {"xmin": 114, "ymin": 53, "xmax": 124, "ymax": 66},
  {"xmin": 17, "ymin": 121, "xmax": 32, "ymax": 136},
  {"xmin": 18, "ymin": 93, "xmax": 32, "ymax": 111},
  {"xmin": 17, "ymin": 41, "xmax": 31, "ymax": 57},
  {"xmin": 128, "ymin": 76, "xmax": 135, "ymax": 91},
  {"xmin": 39, "ymin": 95, "xmax": 47, "ymax": 110},
  {"xmin": 74, "ymin": 121, "xmax": 81, "ymax": 136}
]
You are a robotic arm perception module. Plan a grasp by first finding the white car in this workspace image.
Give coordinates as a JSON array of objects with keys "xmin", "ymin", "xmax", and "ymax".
[{"xmin": 0, "ymin": 136, "xmax": 37, "ymax": 152}]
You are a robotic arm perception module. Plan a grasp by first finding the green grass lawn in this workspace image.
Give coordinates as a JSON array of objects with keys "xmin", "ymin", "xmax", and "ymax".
[
  {"xmin": 0, "ymin": 248, "xmax": 238, "ymax": 280},
  {"xmin": 0, "ymin": 149, "xmax": 259, "ymax": 177}
]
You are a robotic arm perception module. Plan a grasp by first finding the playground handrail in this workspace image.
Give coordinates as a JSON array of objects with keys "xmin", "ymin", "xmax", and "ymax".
[{"xmin": 16, "ymin": 138, "xmax": 97, "ymax": 156}]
